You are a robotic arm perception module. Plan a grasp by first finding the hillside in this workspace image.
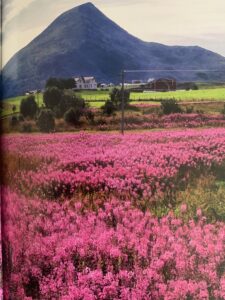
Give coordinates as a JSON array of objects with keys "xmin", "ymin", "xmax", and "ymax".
[{"xmin": 3, "ymin": 2, "xmax": 225, "ymax": 98}]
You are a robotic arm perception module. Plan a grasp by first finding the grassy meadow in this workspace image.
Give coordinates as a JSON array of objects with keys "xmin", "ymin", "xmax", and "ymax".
[
  {"xmin": 2, "ymin": 87, "xmax": 225, "ymax": 119},
  {"xmin": 132, "ymin": 88, "xmax": 225, "ymax": 101},
  {"xmin": 74, "ymin": 87, "xmax": 225, "ymax": 101}
]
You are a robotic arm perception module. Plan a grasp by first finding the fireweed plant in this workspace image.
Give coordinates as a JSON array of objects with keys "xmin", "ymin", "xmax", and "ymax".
[{"xmin": 2, "ymin": 128, "xmax": 225, "ymax": 299}]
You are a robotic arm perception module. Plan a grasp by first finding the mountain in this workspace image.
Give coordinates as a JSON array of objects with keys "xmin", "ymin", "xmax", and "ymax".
[{"xmin": 2, "ymin": 2, "xmax": 225, "ymax": 98}]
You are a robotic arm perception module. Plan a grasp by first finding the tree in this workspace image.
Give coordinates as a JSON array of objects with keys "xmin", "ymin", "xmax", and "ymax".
[
  {"xmin": 20, "ymin": 96, "xmax": 38, "ymax": 118},
  {"xmin": 12, "ymin": 105, "xmax": 17, "ymax": 113},
  {"xmin": 58, "ymin": 92, "xmax": 85, "ymax": 118},
  {"xmin": 161, "ymin": 99, "xmax": 182, "ymax": 115},
  {"xmin": 102, "ymin": 100, "xmax": 116, "ymax": 116},
  {"xmin": 37, "ymin": 109, "xmax": 55, "ymax": 132},
  {"xmin": 63, "ymin": 78, "xmax": 75, "ymax": 89},
  {"xmin": 46, "ymin": 77, "xmax": 75, "ymax": 90},
  {"xmin": 43, "ymin": 87, "xmax": 62, "ymax": 109},
  {"xmin": 45, "ymin": 78, "xmax": 63, "ymax": 89},
  {"xmin": 0, "ymin": 102, "xmax": 3, "ymax": 115},
  {"xmin": 64, "ymin": 107, "xmax": 82, "ymax": 125},
  {"xmin": 110, "ymin": 88, "xmax": 130, "ymax": 109}
]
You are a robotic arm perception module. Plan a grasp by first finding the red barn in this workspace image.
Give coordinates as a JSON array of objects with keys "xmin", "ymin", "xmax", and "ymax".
[{"xmin": 146, "ymin": 78, "xmax": 177, "ymax": 92}]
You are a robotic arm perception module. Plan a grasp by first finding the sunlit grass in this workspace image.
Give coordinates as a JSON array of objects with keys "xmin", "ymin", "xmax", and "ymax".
[{"xmin": 2, "ymin": 88, "xmax": 225, "ymax": 116}]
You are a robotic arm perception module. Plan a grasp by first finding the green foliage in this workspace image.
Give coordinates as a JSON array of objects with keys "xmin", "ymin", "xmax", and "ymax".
[
  {"xmin": 18, "ymin": 114, "xmax": 24, "ymax": 122},
  {"xmin": 110, "ymin": 88, "xmax": 130, "ymax": 108},
  {"xmin": 37, "ymin": 109, "xmax": 55, "ymax": 133},
  {"xmin": 12, "ymin": 105, "xmax": 17, "ymax": 113},
  {"xmin": 161, "ymin": 99, "xmax": 182, "ymax": 115},
  {"xmin": 2, "ymin": 87, "xmax": 225, "ymax": 118},
  {"xmin": 192, "ymin": 84, "xmax": 199, "ymax": 90},
  {"xmin": 185, "ymin": 106, "xmax": 194, "ymax": 114},
  {"xmin": 58, "ymin": 92, "xmax": 85, "ymax": 118},
  {"xmin": 10, "ymin": 116, "xmax": 18, "ymax": 127},
  {"xmin": 102, "ymin": 100, "xmax": 116, "ymax": 116},
  {"xmin": 176, "ymin": 175, "xmax": 225, "ymax": 222},
  {"xmin": 64, "ymin": 107, "xmax": 83, "ymax": 125},
  {"xmin": 45, "ymin": 77, "xmax": 75, "ymax": 90},
  {"xmin": 177, "ymin": 82, "xmax": 199, "ymax": 91},
  {"xmin": 20, "ymin": 96, "xmax": 38, "ymax": 118},
  {"xmin": 43, "ymin": 87, "xmax": 62, "ymax": 110}
]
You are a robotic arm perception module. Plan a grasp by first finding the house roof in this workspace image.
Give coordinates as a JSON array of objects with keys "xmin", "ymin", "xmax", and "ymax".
[{"xmin": 74, "ymin": 76, "xmax": 96, "ymax": 83}]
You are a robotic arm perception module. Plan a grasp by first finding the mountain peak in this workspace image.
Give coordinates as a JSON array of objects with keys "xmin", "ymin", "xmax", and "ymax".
[
  {"xmin": 80, "ymin": 2, "xmax": 96, "ymax": 8},
  {"xmin": 65, "ymin": 2, "xmax": 99, "ymax": 15},
  {"xmin": 3, "ymin": 2, "xmax": 225, "ymax": 98}
]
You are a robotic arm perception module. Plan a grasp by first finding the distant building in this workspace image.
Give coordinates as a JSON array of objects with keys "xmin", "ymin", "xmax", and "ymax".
[
  {"xmin": 25, "ymin": 90, "xmax": 38, "ymax": 96},
  {"xmin": 98, "ymin": 83, "xmax": 107, "ymax": 88},
  {"xmin": 74, "ymin": 76, "xmax": 97, "ymax": 90},
  {"xmin": 146, "ymin": 78, "xmax": 176, "ymax": 92},
  {"xmin": 132, "ymin": 80, "xmax": 143, "ymax": 84}
]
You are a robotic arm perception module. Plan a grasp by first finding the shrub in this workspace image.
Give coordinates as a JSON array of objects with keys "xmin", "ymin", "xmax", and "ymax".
[
  {"xmin": 18, "ymin": 114, "xmax": 24, "ymax": 122},
  {"xmin": 186, "ymin": 106, "xmax": 194, "ymax": 114},
  {"xmin": 84, "ymin": 109, "xmax": 95, "ymax": 124},
  {"xmin": 20, "ymin": 96, "xmax": 38, "ymax": 118},
  {"xmin": 161, "ymin": 99, "xmax": 182, "ymax": 115},
  {"xmin": 10, "ymin": 116, "xmax": 18, "ymax": 127},
  {"xmin": 102, "ymin": 100, "xmax": 116, "ymax": 116},
  {"xmin": 196, "ymin": 109, "xmax": 204, "ymax": 114},
  {"xmin": 64, "ymin": 107, "xmax": 82, "ymax": 125},
  {"xmin": 96, "ymin": 116, "xmax": 107, "ymax": 126},
  {"xmin": 110, "ymin": 88, "xmax": 130, "ymax": 108},
  {"xmin": 58, "ymin": 93, "xmax": 85, "ymax": 118},
  {"xmin": 222, "ymin": 104, "xmax": 225, "ymax": 116},
  {"xmin": 192, "ymin": 84, "xmax": 199, "ymax": 90},
  {"xmin": 12, "ymin": 105, "xmax": 17, "ymax": 113},
  {"xmin": 21, "ymin": 122, "xmax": 33, "ymax": 133},
  {"xmin": 43, "ymin": 87, "xmax": 62, "ymax": 110},
  {"xmin": 37, "ymin": 109, "xmax": 55, "ymax": 132}
]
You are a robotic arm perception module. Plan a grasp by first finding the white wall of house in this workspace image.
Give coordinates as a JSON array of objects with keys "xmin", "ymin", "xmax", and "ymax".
[{"xmin": 74, "ymin": 77, "xmax": 97, "ymax": 90}]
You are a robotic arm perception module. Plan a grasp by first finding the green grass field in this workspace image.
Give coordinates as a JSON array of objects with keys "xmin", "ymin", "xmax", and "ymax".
[
  {"xmin": 2, "ymin": 88, "xmax": 225, "ymax": 116},
  {"xmin": 76, "ymin": 88, "xmax": 225, "ymax": 101},
  {"xmin": 2, "ymin": 94, "xmax": 44, "ymax": 116},
  {"xmin": 131, "ymin": 88, "xmax": 225, "ymax": 101},
  {"xmin": 76, "ymin": 90, "xmax": 109, "ymax": 101}
]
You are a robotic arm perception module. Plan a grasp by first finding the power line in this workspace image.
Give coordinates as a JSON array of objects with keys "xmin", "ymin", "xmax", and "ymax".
[{"xmin": 124, "ymin": 69, "xmax": 225, "ymax": 73}]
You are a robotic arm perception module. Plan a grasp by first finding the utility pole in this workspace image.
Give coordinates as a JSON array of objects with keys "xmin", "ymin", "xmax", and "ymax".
[{"xmin": 121, "ymin": 70, "xmax": 125, "ymax": 134}]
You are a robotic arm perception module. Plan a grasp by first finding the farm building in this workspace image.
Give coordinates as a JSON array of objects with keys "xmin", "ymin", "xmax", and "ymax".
[
  {"xmin": 132, "ymin": 80, "xmax": 143, "ymax": 84},
  {"xmin": 146, "ymin": 78, "xmax": 177, "ymax": 91},
  {"xmin": 74, "ymin": 76, "xmax": 97, "ymax": 90}
]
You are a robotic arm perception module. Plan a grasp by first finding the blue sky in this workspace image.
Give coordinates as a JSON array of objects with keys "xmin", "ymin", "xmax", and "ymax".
[{"xmin": 3, "ymin": 0, "xmax": 225, "ymax": 65}]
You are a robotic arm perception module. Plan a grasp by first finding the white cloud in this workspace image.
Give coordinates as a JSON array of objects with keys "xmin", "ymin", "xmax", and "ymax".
[
  {"xmin": 3, "ymin": 0, "xmax": 36, "ymax": 23},
  {"xmin": 2, "ymin": 0, "xmax": 225, "ymax": 66}
]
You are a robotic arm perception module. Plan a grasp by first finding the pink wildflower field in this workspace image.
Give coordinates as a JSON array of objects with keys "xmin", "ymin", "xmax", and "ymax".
[
  {"xmin": 97, "ymin": 113, "xmax": 225, "ymax": 131},
  {"xmin": 2, "ymin": 128, "xmax": 225, "ymax": 299}
]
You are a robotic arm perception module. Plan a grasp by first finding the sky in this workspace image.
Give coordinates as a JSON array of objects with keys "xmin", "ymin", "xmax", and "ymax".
[{"xmin": 2, "ymin": 0, "xmax": 225, "ymax": 66}]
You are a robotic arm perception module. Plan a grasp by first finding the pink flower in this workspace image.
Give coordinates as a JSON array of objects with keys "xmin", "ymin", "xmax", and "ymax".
[
  {"xmin": 180, "ymin": 203, "xmax": 187, "ymax": 213},
  {"xmin": 197, "ymin": 208, "xmax": 202, "ymax": 217}
]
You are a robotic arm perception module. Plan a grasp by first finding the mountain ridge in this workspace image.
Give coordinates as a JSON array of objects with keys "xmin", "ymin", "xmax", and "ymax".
[{"xmin": 3, "ymin": 2, "xmax": 225, "ymax": 98}]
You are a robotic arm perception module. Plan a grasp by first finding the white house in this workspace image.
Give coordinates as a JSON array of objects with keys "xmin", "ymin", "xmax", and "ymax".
[{"xmin": 74, "ymin": 76, "xmax": 97, "ymax": 90}]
